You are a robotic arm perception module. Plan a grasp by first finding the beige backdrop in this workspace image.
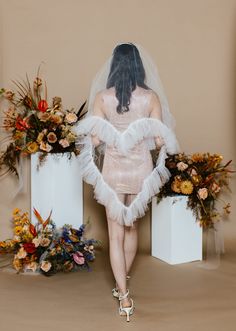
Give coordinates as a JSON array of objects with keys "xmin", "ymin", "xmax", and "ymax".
[{"xmin": 0, "ymin": 0, "xmax": 235, "ymax": 254}]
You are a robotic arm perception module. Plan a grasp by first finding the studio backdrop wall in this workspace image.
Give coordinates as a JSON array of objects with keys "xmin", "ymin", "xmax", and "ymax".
[{"xmin": 0, "ymin": 0, "xmax": 235, "ymax": 253}]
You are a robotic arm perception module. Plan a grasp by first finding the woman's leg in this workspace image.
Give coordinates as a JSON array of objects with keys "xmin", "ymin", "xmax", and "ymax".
[
  {"xmin": 106, "ymin": 193, "xmax": 131, "ymax": 307},
  {"xmin": 124, "ymin": 194, "xmax": 139, "ymax": 276}
]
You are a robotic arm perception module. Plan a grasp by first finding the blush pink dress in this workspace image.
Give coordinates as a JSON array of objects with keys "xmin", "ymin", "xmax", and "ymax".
[{"xmin": 101, "ymin": 87, "xmax": 154, "ymax": 195}]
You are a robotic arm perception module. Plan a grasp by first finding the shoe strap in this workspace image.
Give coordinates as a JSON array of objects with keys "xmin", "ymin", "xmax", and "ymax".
[{"xmin": 118, "ymin": 289, "xmax": 129, "ymax": 300}]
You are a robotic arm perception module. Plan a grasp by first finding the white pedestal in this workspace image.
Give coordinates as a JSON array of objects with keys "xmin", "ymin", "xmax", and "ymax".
[
  {"xmin": 31, "ymin": 153, "xmax": 83, "ymax": 228},
  {"xmin": 151, "ymin": 196, "xmax": 202, "ymax": 265}
]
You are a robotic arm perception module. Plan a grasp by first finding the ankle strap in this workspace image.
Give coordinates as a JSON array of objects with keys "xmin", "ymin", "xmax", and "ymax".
[{"xmin": 118, "ymin": 289, "xmax": 129, "ymax": 300}]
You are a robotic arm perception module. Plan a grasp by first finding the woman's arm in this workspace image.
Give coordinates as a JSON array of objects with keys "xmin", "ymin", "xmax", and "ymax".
[
  {"xmin": 91, "ymin": 92, "xmax": 105, "ymax": 147},
  {"xmin": 149, "ymin": 91, "xmax": 164, "ymax": 148}
]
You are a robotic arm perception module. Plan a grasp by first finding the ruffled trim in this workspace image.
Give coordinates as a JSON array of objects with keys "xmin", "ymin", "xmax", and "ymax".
[{"xmin": 73, "ymin": 116, "xmax": 180, "ymax": 226}]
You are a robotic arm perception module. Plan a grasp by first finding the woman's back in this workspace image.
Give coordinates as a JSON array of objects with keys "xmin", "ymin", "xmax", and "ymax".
[
  {"xmin": 100, "ymin": 86, "xmax": 154, "ymax": 196},
  {"xmin": 101, "ymin": 86, "xmax": 153, "ymax": 131}
]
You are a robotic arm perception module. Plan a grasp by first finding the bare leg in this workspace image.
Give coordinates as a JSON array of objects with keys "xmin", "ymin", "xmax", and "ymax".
[
  {"xmin": 124, "ymin": 194, "xmax": 139, "ymax": 275},
  {"xmin": 106, "ymin": 193, "xmax": 131, "ymax": 307}
]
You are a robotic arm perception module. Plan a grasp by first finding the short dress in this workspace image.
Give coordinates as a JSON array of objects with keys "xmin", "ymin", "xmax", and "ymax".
[{"xmin": 101, "ymin": 88, "xmax": 154, "ymax": 195}]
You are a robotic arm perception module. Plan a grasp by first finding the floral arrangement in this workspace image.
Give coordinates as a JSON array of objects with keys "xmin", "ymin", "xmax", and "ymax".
[
  {"xmin": 0, "ymin": 208, "xmax": 101, "ymax": 276},
  {"xmin": 0, "ymin": 68, "xmax": 86, "ymax": 177},
  {"xmin": 157, "ymin": 152, "xmax": 234, "ymax": 228}
]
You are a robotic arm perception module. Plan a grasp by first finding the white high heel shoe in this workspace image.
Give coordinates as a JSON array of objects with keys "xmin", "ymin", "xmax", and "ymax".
[
  {"xmin": 118, "ymin": 289, "xmax": 134, "ymax": 322},
  {"xmin": 112, "ymin": 275, "xmax": 131, "ymax": 298}
]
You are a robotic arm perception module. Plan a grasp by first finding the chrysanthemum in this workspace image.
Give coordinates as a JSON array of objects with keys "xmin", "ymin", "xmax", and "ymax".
[{"xmin": 180, "ymin": 180, "xmax": 194, "ymax": 195}]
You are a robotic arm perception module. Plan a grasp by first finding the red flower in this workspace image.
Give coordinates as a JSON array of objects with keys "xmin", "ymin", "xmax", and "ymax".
[
  {"xmin": 23, "ymin": 243, "xmax": 36, "ymax": 254},
  {"xmin": 38, "ymin": 100, "xmax": 48, "ymax": 112},
  {"xmin": 29, "ymin": 223, "xmax": 37, "ymax": 237},
  {"xmin": 15, "ymin": 116, "xmax": 30, "ymax": 131}
]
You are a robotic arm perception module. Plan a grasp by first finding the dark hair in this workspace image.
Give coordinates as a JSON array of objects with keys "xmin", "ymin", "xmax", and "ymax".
[{"xmin": 106, "ymin": 43, "xmax": 149, "ymax": 114}]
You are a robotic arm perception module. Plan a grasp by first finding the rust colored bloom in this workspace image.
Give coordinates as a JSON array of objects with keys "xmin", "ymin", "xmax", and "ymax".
[
  {"xmin": 15, "ymin": 116, "xmax": 30, "ymax": 131},
  {"xmin": 50, "ymin": 114, "xmax": 63, "ymax": 124},
  {"xmin": 38, "ymin": 100, "xmax": 48, "ymax": 112},
  {"xmin": 180, "ymin": 180, "xmax": 194, "ymax": 195},
  {"xmin": 47, "ymin": 132, "xmax": 57, "ymax": 143}
]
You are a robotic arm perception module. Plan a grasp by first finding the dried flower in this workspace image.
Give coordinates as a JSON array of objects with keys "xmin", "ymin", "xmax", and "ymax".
[
  {"xmin": 3, "ymin": 89, "xmax": 15, "ymax": 100},
  {"xmin": 47, "ymin": 132, "xmax": 57, "ymax": 144},
  {"xmin": 198, "ymin": 188, "xmax": 208, "ymax": 200},
  {"xmin": 27, "ymin": 142, "xmax": 39, "ymax": 153},
  {"xmin": 25, "ymin": 261, "xmax": 38, "ymax": 272},
  {"xmin": 40, "ymin": 237, "xmax": 50, "ymax": 247},
  {"xmin": 38, "ymin": 100, "xmax": 48, "ymax": 112},
  {"xmin": 40, "ymin": 260, "xmax": 52, "ymax": 272},
  {"xmin": 65, "ymin": 112, "xmax": 77, "ymax": 124},
  {"xmin": 37, "ymin": 112, "xmax": 51, "ymax": 122},
  {"xmin": 16, "ymin": 247, "xmax": 27, "ymax": 259},
  {"xmin": 59, "ymin": 138, "xmax": 70, "ymax": 148},
  {"xmin": 33, "ymin": 77, "xmax": 42, "ymax": 90},
  {"xmin": 39, "ymin": 141, "xmax": 52, "ymax": 152},
  {"xmin": 180, "ymin": 180, "xmax": 194, "ymax": 195},
  {"xmin": 211, "ymin": 182, "xmax": 221, "ymax": 194},
  {"xmin": 177, "ymin": 162, "xmax": 188, "ymax": 171}
]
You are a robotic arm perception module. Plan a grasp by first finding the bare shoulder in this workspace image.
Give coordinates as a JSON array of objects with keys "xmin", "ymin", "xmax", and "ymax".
[
  {"xmin": 148, "ymin": 89, "xmax": 161, "ymax": 105},
  {"xmin": 148, "ymin": 89, "xmax": 162, "ymax": 120}
]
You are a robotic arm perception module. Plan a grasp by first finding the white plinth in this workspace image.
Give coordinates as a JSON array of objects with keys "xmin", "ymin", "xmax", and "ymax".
[
  {"xmin": 31, "ymin": 153, "xmax": 83, "ymax": 228},
  {"xmin": 151, "ymin": 195, "xmax": 202, "ymax": 265}
]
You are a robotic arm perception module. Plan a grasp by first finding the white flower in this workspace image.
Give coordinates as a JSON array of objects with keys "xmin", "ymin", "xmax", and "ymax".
[
  {"xmin": 59, "ymin": 138, "xmax": 70, "ymax": 148},
  {"xmin": 65, "ymin": 112, "xmax": 77, "ymax": 124},
  {"xmin": 16, "ymin": 247, "xmax": 27, "ymax": 259},
  {"xmin": 198, "ymin": 188, "xmax": 208, "ymax": 200},
  {"xmin": 32, "ymin": 237, "xmax": 41, "ymax": 247},
  {"xmin": 25, "ymin": 262, "xmax": 38, "ymax": 272},
  {"xmin": 40, "ymin": 237, "xmax": 50, "ymax": 247},
  {"xmin": 177, "ymin": 162, "xmax": 188, "ymax": 171},
  {"xmin": 40, "ymin": 260, "xmax": 52, "ymax": 272},
  {"xmin": 39, "ymin": 141, "xmax": 53, "ymax": 152}
]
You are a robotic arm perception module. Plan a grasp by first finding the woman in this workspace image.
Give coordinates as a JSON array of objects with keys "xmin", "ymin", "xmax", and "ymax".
[{"xmin": 73, "ymin": 43, "xmax": 179, "ymax": 322}]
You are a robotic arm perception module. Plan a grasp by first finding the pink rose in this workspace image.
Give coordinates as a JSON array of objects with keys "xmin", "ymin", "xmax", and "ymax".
[
  {"xmin": 198, "ymin": 188, "xmax": 208, "ymax": 200},
  {"xmin": 72, "ymin": 251, "xmax": 85, "ymax": 265}
]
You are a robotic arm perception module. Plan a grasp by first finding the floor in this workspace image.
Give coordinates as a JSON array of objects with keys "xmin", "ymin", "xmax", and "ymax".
[{"xmin": 0, "ymin": 240, "xmax": 236, "ymax": 331}]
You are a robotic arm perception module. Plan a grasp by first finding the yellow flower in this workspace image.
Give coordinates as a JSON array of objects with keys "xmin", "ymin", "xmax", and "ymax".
[
  {"xmin": 14, "ymin": 226, "xmax": 23, "ymax": 235},
  {"xmin": 191, "ymin": 153, "xmax": 205, "ymax": 163},
  {"xmin": 27, "ymin": 142, "xmax": 39, "ymax": 153},
  {"xmin": 13, "ymin": 208, "xmax": 20, "ymax": 215},
  {"xmin": 171, "ymin": 180, "xmax": 181, "ymax": 193},
  {"xmin": 13, "ymin": 257, "xmax": 22, "ymax": 271},
  {"xmin": 0, "ymin": 241, "xmax": 7, "ymax": 248},
  {"xmin": 191, "ymin": 175, "xmax": 202, "ymax": 186},
  {"xmin": 180, "ymin": 180, "xmax": 194, "ymax": 195},
  {"xmin": 36, "ymin": 132, "xmax": 45, "ymax": 143}
]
